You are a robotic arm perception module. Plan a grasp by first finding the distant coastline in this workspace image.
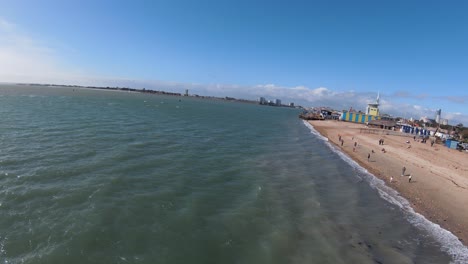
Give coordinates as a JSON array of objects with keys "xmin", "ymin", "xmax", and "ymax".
[{"xmin": 7, "ymin": 82, "xmax": 301, "ymax": 109}]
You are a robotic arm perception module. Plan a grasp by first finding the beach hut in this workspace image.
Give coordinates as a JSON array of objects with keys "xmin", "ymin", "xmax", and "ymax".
[
  {"xmin": 340, "ymin": 111, "xmax": 381, "ymax": 124},
  {"xmin": 445, "ymin": 139, "xmax": 459, "ymax": 149},
  {"xmin": 400, "ymin": 125, "xmax": 411, "ymax": 133}
]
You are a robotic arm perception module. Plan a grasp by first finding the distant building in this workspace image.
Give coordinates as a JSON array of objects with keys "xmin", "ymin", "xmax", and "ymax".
[
  {"xmin": 435, "ymin": 109, "xmax": 441, "ymax": 123},
  {"xmin": 259, "ymin": 97, "xmax": 285, "ymax": 107},
  {"xmin": 368, "ymin": 119, "xmax": 397, "ymax": 129},
  {"xmin": 365, "ymin": 93, "xmax": 380, "ymax": 116}
]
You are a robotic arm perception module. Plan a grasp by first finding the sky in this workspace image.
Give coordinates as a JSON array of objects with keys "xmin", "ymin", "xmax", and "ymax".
[{"xmin": 1, "ymin": 0, "xmax": 467, "ymax": 124}]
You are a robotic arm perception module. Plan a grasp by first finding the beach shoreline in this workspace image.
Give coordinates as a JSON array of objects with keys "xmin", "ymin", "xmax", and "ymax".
[{"xmin": 308, "ymin": 120, "xmax": 468, "ymax": 247}]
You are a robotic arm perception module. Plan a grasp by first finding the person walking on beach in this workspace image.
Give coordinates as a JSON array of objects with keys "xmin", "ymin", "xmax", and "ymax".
[
  {"xmin": 408, "ymin": 174, "xmax": 412, "ymax": 183},
  {"xmin": 401, "ymin": 166, "xmax": 406, "ymax": 176}
]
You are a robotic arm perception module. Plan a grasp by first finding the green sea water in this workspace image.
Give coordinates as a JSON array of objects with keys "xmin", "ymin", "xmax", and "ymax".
[{"xmin": 0, "ymin": 85, "xmax": 465, "ymax": 263}]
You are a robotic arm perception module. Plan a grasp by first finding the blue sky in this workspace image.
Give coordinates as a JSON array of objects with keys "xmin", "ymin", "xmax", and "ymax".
[{"xmin": 1, "ymin": 0, "xmax": 467, "ymax": 124}]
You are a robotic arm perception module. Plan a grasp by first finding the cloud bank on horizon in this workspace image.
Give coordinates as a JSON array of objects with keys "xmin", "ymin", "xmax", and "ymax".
[{"xmin": 0, "ymin": 17, "xmax": 467, "ymax": 125}]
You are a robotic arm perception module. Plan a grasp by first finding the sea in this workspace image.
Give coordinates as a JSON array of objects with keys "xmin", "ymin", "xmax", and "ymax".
[{"xmin": 0, "ymin": 84, "xmax": 467, "ymax": 264}]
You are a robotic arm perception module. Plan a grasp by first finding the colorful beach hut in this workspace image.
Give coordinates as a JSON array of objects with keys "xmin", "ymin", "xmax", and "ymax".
[
  {"xmin": 340, "ymin": 111, "xmax": 381, "ymax": 124},
  {"xmin": 445, "ymin": 139, "xmax": 459, "ymax": 149}
]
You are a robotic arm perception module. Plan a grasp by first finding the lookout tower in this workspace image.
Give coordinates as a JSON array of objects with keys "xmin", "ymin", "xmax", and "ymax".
[{"xmin": 366, "ymin": 92, "xmax": 380, "ymax": 117}]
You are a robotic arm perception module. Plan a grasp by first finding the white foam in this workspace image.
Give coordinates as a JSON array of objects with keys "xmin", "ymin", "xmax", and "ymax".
[
  {"xmin": 303, "ymin": 120, "xmax": 468, "ymax": 263},
  {"xmin": 302, "ymin": 121, "xmax": 328, "ymax": 142},
  {"xmin": 0, "ymin": 236, "xmax": 7, "ymax": 257}
]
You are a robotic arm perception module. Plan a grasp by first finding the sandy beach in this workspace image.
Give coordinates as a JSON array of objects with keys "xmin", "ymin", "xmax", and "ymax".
[{"xmin": 309, "ymin": 120, "xmax": 468, "ymax": 246}]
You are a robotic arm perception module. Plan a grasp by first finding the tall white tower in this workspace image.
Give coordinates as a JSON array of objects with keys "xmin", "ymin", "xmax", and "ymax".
[{"xmin": 435, "ymin": 109, "xmax": 441, "ymax": 124}]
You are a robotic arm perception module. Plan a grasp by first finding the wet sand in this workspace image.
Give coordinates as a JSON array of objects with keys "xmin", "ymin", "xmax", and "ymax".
[{"xmin": 309, "ymin": 120, "xmax": 468, "ymax": 246}]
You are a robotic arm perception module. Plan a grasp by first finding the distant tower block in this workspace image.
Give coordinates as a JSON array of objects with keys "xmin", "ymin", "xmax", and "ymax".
[
  {"xmin": 435, "ymin": 109, "xmax": 441, "ymax": 124},
  {"xmin": 185, "ymin": 89, "xmax": 189, "ymax": 96},
  {"xmin": 366, "ymin": 92, "xmax": 380, "ymax": 116}
]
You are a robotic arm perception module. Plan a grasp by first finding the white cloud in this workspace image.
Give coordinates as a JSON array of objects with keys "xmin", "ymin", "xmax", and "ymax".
[
  {"xmin": 444, "ymin": 112, "xmax": 466, "ymax": 125},
  {"xmin": 251, "ymin": 84, "xmax": 335, "ymax": 103},
  {"xmin": 144, "ymin": 82, "xmax": 467, "ymax": 124},
  {"xmin": 0, "ymin": 17, "xmax": 90, "ymax": 85},
  {"xmin": 1, "ymin": 17, "xmax": 467, "ymax": 125},
  {"xmin": 0, "ymin": 18, "xmax": 14, "ymax": 31}
]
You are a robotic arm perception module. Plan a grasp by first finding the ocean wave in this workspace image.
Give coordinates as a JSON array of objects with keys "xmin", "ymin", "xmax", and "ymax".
[
  {"xmin": 302, "ymin": 121, "xmax": 328, "ymax": 142},
  {"xmin": 303, "ymin": 120, "xmax": 468, "ymax": 264}
]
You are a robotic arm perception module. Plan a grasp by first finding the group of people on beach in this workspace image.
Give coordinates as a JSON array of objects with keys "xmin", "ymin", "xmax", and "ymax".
[
  {"xmin": 337, "ymin": 133, "xmax": 415, "ymax": 183},
  {"xmin": 340, "ymin": 133, "xmax": 414, "ymax": 185},
  {"xmin": 378, "ymin": 138, "xmax": 387, "ymax": 153},
  {"xmin": 401, "ymin": 166, "xmax": 412, "ymax": 182},
  {"xmin": 338, "ymin": 134, "xmax": 345, "ymax": 146},
  {"xmin": 413, "ymin": 135, "xmax": 436, "ymax": 147},
  {"xmin": 403, "ymin": 166, "xmax": 412, "ymax": 183},
  {"xmin": 390, "ymin": 166, "xmax": 412, "ymax": 183}
]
